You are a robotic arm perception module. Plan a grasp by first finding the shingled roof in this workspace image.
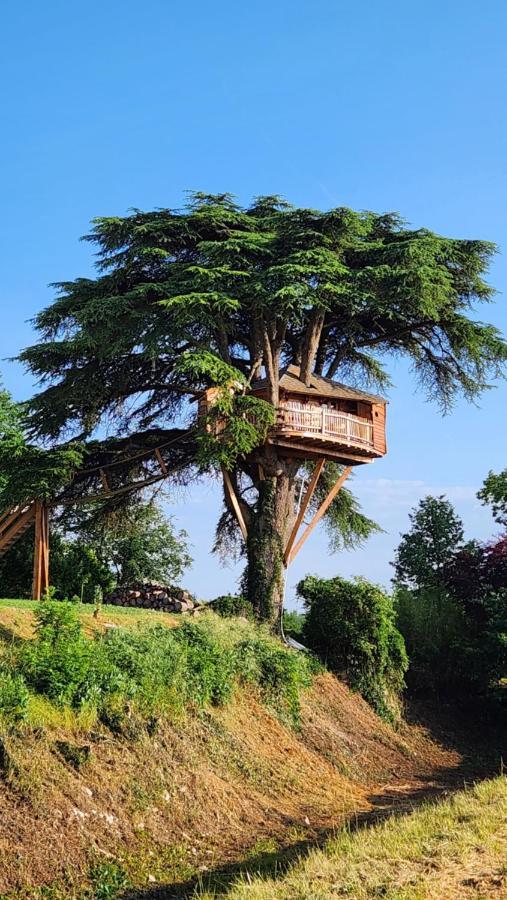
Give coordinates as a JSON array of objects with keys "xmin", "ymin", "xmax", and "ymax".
[{"xmin": 251, "ymin": 364, "xmax": 386, "ymax": 403}]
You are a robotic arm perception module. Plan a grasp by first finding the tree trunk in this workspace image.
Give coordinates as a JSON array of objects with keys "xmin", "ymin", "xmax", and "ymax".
[{"xmin": 244, "ymin": 453, "xmax": 299, "ymax": 627}]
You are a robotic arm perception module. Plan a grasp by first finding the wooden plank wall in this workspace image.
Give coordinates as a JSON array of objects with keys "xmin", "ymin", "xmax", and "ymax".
[{"xmin": 372, "ymin": 403, "xmax": 387, "ymax": 454}]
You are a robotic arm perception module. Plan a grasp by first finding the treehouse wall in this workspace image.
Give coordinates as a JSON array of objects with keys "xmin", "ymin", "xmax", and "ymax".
[{"xmin": 372, "ymin": 403, "xmax": 387, "ymax": 454}]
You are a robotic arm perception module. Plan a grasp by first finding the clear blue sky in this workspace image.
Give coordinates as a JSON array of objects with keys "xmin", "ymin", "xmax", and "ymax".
[{"xmin": 1, "ymin": 1, "xmax": 506, "ymax": 605}]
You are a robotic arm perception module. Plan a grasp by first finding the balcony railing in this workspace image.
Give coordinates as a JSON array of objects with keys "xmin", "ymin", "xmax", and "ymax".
[{"xmin": 277, "ymin": 402, "xmax": 374, "ymax": 447}]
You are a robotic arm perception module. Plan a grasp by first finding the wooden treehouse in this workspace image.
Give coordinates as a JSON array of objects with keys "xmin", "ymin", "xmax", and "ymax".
[
  {"xmin": 250, "ymin": 364, "xmax": 386, "ymax": 465},
  {"xmin": 200, "ymin": 365, "xmax": 387, "ymax": 566}
]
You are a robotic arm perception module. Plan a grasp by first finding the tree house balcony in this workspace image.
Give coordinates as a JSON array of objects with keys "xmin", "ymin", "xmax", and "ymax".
[{"xmin": 277, "ymin": 401, "xmax": 373, "ymax": 445}]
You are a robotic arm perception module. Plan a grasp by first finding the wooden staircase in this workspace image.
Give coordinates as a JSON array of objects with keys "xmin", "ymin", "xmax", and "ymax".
[{"xmin": 0, "ymin": 500, "xmax": 49, "ymax": 600}]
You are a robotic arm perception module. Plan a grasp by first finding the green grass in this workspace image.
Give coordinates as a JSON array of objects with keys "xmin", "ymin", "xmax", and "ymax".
[
  {"xmin": 0, "ymin": 596, "xmax": 177, "ymax": 617},
  {"xmin": 196, "ymin": 776, "xmax": 507, "ymax": 899}
]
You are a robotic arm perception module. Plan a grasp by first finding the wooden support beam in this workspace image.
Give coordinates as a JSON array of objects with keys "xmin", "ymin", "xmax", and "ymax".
[
  {"xmin": 0, "ymin": 503, "xmax": 28, "ymax": 537},
  {"xmin": 32, "ymin": 501, "xmax": 43, "ymax": 601},
  {"xmin": 41, "ymin": 502, "xmax": 50, "ymax": 597},
  {"xmin": 0, "ymin": 504, "xmax": 36, "ymax": 554},
  {"xmin": 221, "ymin": 466, "xmax": 248, "ymax": 541},
  {"xmin": 283, "ymin": 459, "xmax": 325, "ymax": 566},
  {"xmin": 100, "ymin": 469, "xmax": 110, "ymax": 494},
  {"xmin": 32, "ymin": 501, "xmax": 50, "ymax": 601},
  {"xmin": 155, "ymin": 448, "xmax": 168, "ymax": 477},
  {"xmin": 288, "ymin": 466, "xmax": 352, "ymax": 563}
]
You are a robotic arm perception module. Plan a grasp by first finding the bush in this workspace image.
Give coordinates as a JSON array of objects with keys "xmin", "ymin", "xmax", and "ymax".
[
  {"xmin": 20, "ymin": 602, "xmax": 93, "ymax": 705},
  {"xmin": 208, "ymin": 594, "xmax": 254, "ymax": 619},
  {"xmin": 298, "ymin": 575, "xmax": 407, "ymax": 722},
  {"xmin": 232, "ymin": 635, "xmax": 314, "ymax": 727},
  {"xmin": 283, "ymin": 610, "xmax": 306, "ymax": 639},
  {"xmin": 0, "ymin": 670, "xmax": 29, "ymax": 726}
]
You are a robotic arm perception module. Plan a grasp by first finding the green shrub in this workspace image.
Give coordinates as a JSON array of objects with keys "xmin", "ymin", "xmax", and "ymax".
[
  {"xmin": 395, "ymin": 586, "xmax": 470, "ymax": 694},
  {"xmin": 232, "ymin": 635, "xmax": 314, "ymax": 727},
  {"xmin": 298, "ymin": 575, "xmax": 408, "ymax": 722},
  {"xmin": 208, "ymin": 594, "xmax": 254, "ymax": 619},
  {"xmin": 0, "ymin": 670, "xmax": 29, "ymax": 726},
  {"xmin": 20, "ymin": 602, "xmax": 92, "ymax": 705},
  {"xmin": 283, "ymin": 610, "xmax": 306, "ymax": 639}
]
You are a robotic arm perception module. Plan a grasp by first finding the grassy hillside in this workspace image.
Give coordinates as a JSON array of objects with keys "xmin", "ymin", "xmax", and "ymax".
[
  {"xmin": 200, "ymin": 776, "xmax": 507, "ymax": 899},
  {"xmin": 0, "ymin": 600, "xmax": 472, "ymax": 898},
  {"xmin": 0, "ymin": 597, "xmax": 180, "ymax": 640}
]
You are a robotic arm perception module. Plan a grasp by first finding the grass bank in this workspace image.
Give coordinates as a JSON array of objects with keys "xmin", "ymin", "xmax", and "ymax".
[
  {"xmin": 0, "ymin": 601, "xmax": 500, "ymax": 898},
  {"xmin": 197, "ymin": 776, "xmax": 507, "ymax": 899}
]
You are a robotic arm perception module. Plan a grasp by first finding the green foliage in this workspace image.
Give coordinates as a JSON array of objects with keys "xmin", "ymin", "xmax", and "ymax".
[
  {"xmin": 75, "ymin": 501, "xmax": 193, "ymax": 586},
  {"xmin": 309, "ymin": 463, "xmax": 381, "ymax": 552},
  {"xmin": 233, "ymin": 635, "xmax": 313, "ymax": 726},
  {"xmin": 393, "ymin": 495, "xmax": 465, "ymax": 591},
  {"xmin": 0, "ymin": 500, "xmax": 191, "ymax": 602},
  {"xmin": 22, "ymin": 195, "xmax": 504, "ymax": 442},
  {"xmin": 298, "ymin": 575, "xmax": 408, "ymax": 721},
  {"xmin": 13, "ymin": 604, "xmax": 314, "ymax": 730},
  {"xmin": 283, "ymin": 610, "xmax": 306, "ymax": 639},
  {"xmin": 393, "ymin": 497, "xmax": 507, "ymax": 705},
  {"xmin": 478, "ymin": 469, "xmax": 507, "ymax": 526},
  {"xmin": 0, "ymin": 388, "xmax": 82, "ymax": 509},
  {"xmin": 199, "ymin": 390, "xmax": 276, "ymax": 470},
  {"xmin": 88, "ymin": 861, "xmax": 131, "ymax": 899},
  {"xmin": 0, "ymin": 670, "xmax": 29, "ymax": 726},
  {"xmin": 20, "ymin": 602, "xmax": 93, "ymax": 704},
  {"xmin": 395, "ymin": 586, "xmax": 470, "ymax": 693},
  {"xmin": 209, "ymin": 594, "xmax": 254, "ymax": 618}
]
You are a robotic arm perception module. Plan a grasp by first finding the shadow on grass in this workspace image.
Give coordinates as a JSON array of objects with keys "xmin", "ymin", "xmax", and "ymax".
[
  {"xmin": 124, "ymin": 698, "xmax": 507, "ymax": 900},
  {"xmin": 0, "ymin": 621, "xmax": 25, "ymax": 646},
  {"xmin": 126, "ymin": 762, "xmax": 497, "ymax": 899}
]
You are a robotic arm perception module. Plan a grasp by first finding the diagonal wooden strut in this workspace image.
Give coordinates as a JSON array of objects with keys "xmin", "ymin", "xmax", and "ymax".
[
  {"xmin": 287, "ymin": 466, "xmax": 352, "ymax": 564},
  {"xmin": 283, "ymin": 459, "xmax": 325, "ymax": 566},
  {"xmin": 221, "ymin": 466, "xmax": 248, "ymax": 541},
  {"xmin": 32, "ymin": 501, "xmax": 50, "ymax": 601},
  {"xmin": 0, "ymin": 503, "xmax": 36, "ymax": 555}
]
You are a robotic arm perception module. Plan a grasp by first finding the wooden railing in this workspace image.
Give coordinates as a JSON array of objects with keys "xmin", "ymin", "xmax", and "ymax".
[{"xmin": 277, "ymin": 402, "xmax": 374, "ymax": 447}]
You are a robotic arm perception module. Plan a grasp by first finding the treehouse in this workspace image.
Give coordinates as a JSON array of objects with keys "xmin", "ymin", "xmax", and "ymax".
[{"xmin": 199, "ymin": 365, "xmax": 387, "ymax": 466}]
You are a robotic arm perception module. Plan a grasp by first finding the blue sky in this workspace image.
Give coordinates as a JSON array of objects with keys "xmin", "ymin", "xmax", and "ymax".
[{"xmin": 1, "ymin": 1, "xmax": 506, "ymax": 606}]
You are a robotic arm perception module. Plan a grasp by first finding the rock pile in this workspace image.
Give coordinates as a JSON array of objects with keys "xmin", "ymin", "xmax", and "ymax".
[{"xmin": 104, "ymin": 582, "xmax": 197, "ymax": 613}]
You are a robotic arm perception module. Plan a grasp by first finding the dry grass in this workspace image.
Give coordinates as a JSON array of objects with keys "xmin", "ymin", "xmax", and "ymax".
[
  {"xmin": 200, "ymin": 776, "xmax": 507, "ymax": 899},
  {"xmin": 0, "ymin": 667, "xmax": 466, "ymax": 897}
]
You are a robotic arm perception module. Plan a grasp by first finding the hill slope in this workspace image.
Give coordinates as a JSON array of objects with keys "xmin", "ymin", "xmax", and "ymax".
[
  {"xmin": 199, "ymin": 776, "xmax": 507, "ymax": 899},
  {"xmin": 0, "ymin": 602, "xmax": 498, "ymax": 898}
]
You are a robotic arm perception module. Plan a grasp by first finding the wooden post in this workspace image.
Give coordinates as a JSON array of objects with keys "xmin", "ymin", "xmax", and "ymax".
[
  {"xmin": 221, "ymin": 466, "xmax": 248, "ymax": 541},
  {"xmin": 41, "ymin": 502, "xmax": 50, "ymax": 597},
  {"xmin": 283, "ymin": 459, "xmax": 325, "ymax": 566},
  {"xmin": 288, "ymin": 466, "xmax": 352, "ymax": 563},
  {"xmin": 32, "ymin": 501, "xmax": 50, "ymax": 601},
  {"xmin": 32, "ymin": 501, "xmax": 42, "ymax": 601}
]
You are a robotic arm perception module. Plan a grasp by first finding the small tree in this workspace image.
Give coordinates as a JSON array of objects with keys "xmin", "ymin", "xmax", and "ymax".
[
  {"xmin": 393, "ymin": 496, "xmax": 465, "ymax": 592},
  {"xmin": 75, "ymin": 501, "xmax": 192, "ymax": 586}
]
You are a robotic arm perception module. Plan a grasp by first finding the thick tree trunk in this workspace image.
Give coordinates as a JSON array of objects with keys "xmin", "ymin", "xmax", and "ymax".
[{"xmin": 244, "ymin": 453, "xmax": 299, "ymax": 627}]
